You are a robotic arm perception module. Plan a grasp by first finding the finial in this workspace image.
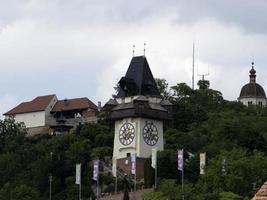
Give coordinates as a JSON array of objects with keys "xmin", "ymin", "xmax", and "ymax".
[
  {"xmin": 143, "ymin": 43, "xmax": 146, "ymax": 56},
  {"xmin": 252, "ymin": 61, "xmax": 255, "ymax": 68},
  {"xmin": 132, "ymin": 45, "xmax": 135, "ymax": 57}
]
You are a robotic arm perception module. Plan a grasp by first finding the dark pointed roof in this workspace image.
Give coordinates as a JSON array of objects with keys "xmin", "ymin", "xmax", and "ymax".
[{"xmin": 116, "ymin": 56, "xmax": 160, "ymax": 98}]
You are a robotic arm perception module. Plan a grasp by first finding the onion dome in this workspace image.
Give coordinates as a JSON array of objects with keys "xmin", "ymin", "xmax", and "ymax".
[{"xmin": 238, "ymin": 62, "xmax": 266, "ymax": 99}]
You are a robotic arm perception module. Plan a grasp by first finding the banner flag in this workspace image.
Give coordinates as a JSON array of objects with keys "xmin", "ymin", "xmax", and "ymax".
[
  {"xmin": 112, "ymin": 157, "xmax": 117, "ymax": 177},
  {"xmin": 75, "ymin": 163, "xmax": 81, "ymax": 185},
  {"xmin": 151, "ymin": 148, "xmax": 157, "ymax": 169},
  {"xmin": 131, "ymin": 153, "xmax": 136, "ymax": 175},
  {"xmin": 200, "ymin": 153, "xmax": 206, "ymax": 174},
  {"xmin": 177, "ymin": 149, "xmax": 184, "ymax": 171},
  {"xmin": 92, "ymin": 160, "xmax": 99, "ymax": 181}
]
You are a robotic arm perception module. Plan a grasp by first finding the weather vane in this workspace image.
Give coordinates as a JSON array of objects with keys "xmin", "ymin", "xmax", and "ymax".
[{"xmin": 132, "ymin": 44, "xmax": 135, "ymax": 57}]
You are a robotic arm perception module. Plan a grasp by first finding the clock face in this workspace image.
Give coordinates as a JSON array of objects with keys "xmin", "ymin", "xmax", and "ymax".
[
  {"xmin": 143, "ymin": 121, "xmax": 158, "ymax": 146},
  {"xmin": 119, "ymin": 122, "xmax": 135, "ymax": 146}
]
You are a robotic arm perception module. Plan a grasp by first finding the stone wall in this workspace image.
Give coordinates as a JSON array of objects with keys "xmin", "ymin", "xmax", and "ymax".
[{"xmin": 99, "ymin": 188, "xmax": 153, "ymax": 200}]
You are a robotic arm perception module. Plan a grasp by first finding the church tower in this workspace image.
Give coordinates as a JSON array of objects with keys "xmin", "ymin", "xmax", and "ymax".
[
  {"xmin": 238, "ymin": 62, "xmax": 267, "ymax": 106},
  {"xmin": 105, "ymin": 56, "xmax": 172, "ymax": 178}
]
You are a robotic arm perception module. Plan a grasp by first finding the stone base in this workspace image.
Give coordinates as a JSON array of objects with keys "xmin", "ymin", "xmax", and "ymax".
[
  {"xmin": 117, "ymin": 157, "xmax": 147, "ymax": 180},
  {"xmin": 26, "ymin": 126, "xmax": 50, "ymax": 136}
]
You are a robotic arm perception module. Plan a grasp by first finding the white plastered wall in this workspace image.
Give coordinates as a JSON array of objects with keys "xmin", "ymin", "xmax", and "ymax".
[
  {"xmin": 14, "ymin": 111, "xmax": 46, "ymax": 128},
  {"xmin": 113, "ymin": 117, "xmax": 164, "ymax": 159},
  {"xmin": 239, "ymin": 97, "xmax": 267, "ymax": 106}
]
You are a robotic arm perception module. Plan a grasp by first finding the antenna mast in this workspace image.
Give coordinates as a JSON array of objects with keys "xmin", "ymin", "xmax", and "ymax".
[
  {"xmin": 192, "ymin": 42, "xmax": 195, "ymax": 90},
  {"xmin": 197, "ymin": 65, "xmax": 210, "ymax": 80}
]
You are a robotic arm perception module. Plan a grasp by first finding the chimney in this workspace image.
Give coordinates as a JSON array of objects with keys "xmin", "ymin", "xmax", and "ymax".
[{"xmin": 64, "ymin": 98, "xmax": 69, "ymax": 106}]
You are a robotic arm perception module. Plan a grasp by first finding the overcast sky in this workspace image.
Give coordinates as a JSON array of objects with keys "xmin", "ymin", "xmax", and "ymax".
[{"xmin": 1, "ymin": 0, "xmax": 267, "ymax": 116}]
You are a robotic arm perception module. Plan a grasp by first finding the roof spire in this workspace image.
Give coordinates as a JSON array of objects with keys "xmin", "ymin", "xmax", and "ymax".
[{"xmin": 249, "ymin": 61, "xmax": 256, "ymax": 83}]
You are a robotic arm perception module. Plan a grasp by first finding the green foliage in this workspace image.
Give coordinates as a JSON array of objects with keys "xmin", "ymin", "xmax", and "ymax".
[
  {"xmin": 143, "ymin": 191, "xmax": 167, "ymax": 200},
  {"xmin": 155, "ymin": 78, "xmax": 171, "ymax": 98},
  {"xmin": 0, "ymin": 184, "xmax": 40, "ymax": 200},
  {"xmin": 2, "ymin": 79, "xmax": 267, "ymax": 200},
  {"xmin": 0, "ymin": 121, "xmax": 112, "ymax": 200},
  {"xmin": 219, "ymin": 191, "xmax": 242, "ymax": 200}
]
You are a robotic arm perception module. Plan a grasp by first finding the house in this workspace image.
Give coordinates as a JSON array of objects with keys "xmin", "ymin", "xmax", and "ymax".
[
  {"xmin": 252, "ymin": 181, "xmax": 267, "ymax": 200},
  {"xmin": 4, "ymin": 95, "xmax": 98, "ymax": 135}
]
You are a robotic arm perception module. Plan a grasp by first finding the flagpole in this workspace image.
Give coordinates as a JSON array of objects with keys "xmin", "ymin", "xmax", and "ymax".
[
  {"xmin": 115, "ymin": 175, "xmax": 117, "ymax": 194},
  {"xmin": 155, "ymin": 162, "xmax": 157, "ymax": 189},
  {"xmin": 49, "ymin": 152, "xmax": 53, "ymax": 200},
  {"xmin": 97, "ymin": 176, "xmax": 99, "ymax": 199},
  {"xmin": 134, "ymin": 167, "xmax": 137, "ymax": 192},
  {"xmin": 79, "ymin": 165, "xmax": 82, "ymax": 200},
  {"xmin": 182, "ymin": 168, "xmax": 184, "ymax": 200},
  {"xmin": 178, "ymin": 149, "xmax": 184, "ymax": 200},
  {"xmin": 79, "ymin": 181, "xmax": 82, "ymax": 200}
]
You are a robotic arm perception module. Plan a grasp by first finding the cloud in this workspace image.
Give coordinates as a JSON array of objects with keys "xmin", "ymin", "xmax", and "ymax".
[
  {"xmin": 0, "ymin": 94, "xmax": 23, "ymax": 119},
  {"xmin": 1, "ymin": 1, "xmax": 267, "ymax": 115}
]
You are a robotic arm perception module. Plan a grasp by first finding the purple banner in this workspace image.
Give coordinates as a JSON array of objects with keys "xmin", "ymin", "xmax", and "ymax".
[
  {"xmin": 177, "ymin": 149, "xmax": 184, "ymax": 171},
  {"xmin": 131, "ymin": 153, "xmax": 136, "ymax": 175},
  {"xmin": 92, "ymin": 160, "xmax": 99, "ymax": 181}
]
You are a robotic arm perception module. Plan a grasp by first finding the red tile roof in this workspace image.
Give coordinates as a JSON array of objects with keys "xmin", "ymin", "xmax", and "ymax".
[
  {"xmin": 51, "ymin": 97, "xmax": 97, "ymax": 112},
  {"xmin": 252, "ymin": 182, "xmax": 267, "ymax": 200},
  {"xmin": 4, "ymin": 95, "xmax": 56, "ymax": 115}
]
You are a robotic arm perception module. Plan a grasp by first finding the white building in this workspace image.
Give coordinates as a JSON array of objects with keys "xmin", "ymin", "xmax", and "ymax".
[
  {"xmin": 238, "ymin": 62, "xmax": 267, "ymax": 106},
  {"xmin": 4, "ymin": 94, "xmax": 98, "ymax": 135},
  {"xmin": 4, "ymin": 95, "xmax": 57, "ymax": 134}
]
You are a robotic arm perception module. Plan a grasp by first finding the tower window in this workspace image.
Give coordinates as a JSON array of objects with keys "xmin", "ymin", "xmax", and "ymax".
[
  {"xmin": 248, "ymin": 101, "xmax": 253, "ymax": 105},
  {"xmin": 259, "ymin": 101, "xmax": 262, "ymax": 106}
]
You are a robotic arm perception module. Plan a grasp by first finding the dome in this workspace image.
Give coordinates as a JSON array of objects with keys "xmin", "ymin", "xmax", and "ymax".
[{"xmin": 239, "ymin": 83, "xmax": 266, "ymax": 99}]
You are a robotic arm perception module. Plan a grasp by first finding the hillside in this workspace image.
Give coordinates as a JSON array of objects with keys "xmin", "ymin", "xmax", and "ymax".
[{"xmin": 1, "ymin": 80, "xmax": 267, "ymax": 200}]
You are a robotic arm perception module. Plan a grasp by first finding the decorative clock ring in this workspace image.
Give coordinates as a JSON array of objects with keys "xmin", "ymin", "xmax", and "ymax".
[
  {"xmin": 119, "ymin": 122, "xmax": 135, "ymax": 145},
  {"xmin": 143, "ymin": 121, "xmax": 158, "ymax": 146}
]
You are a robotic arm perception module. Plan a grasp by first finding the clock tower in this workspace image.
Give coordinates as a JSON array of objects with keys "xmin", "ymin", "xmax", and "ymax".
[{"xmin": 105, "ymin": 56, "xmax": 172, "ymax": 179}]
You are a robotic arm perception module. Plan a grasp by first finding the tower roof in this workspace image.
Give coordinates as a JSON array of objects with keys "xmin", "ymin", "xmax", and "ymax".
[
  {"xmin": 239, "ymin": 63, "xmax": 266, "ymax": 99},
  {"xmin": 116, "ymin": 56, "xmax": 160, "ymax": 98}
]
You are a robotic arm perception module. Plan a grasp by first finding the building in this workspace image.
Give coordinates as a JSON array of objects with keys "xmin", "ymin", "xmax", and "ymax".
[
  {"xmin": 4, "ymin": 95, "xmax": 98, "ymax": 135},
  {"xmin": 238, "ymin": 62, "xmax": 267, "ymax": 106},
  {"xmin": 105, "ymin": 56, "xmax": 172, "ymax": 179},
  {"xmin": 252, "ymin": 181, "xmax": 267, "ymax": 200}
]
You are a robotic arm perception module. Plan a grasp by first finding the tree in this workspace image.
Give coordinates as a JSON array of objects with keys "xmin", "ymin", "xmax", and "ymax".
[
  {"xmin": 0, "ymin": 118, "xmax": 26, "ymax": 151},
  {"xmin": 155, "ymin": 78, "xmax": 171, "ymax": 99},
  {"xmin": 10, "ymin": 185, "xmax": 39, "ymax": 200},
  {"xmin": 123, "ymin": 176, "xmax": 130, "ymax": 200}
]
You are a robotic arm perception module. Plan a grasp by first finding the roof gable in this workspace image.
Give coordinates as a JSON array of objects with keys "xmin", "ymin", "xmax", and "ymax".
[{"xmin": 4, "ymin": 95, "xmax": 56, "ymax": 115}]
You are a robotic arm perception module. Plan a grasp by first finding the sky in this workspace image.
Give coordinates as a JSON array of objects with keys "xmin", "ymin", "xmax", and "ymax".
[{"xmin": 1, "ymin": 0, "xmax": 267, "ymax": 116}]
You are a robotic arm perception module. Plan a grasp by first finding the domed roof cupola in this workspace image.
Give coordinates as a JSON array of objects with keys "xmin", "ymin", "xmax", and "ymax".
[{"xmin": 238, "ymin": 62, "xmax": 266, "ymax": 100}]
